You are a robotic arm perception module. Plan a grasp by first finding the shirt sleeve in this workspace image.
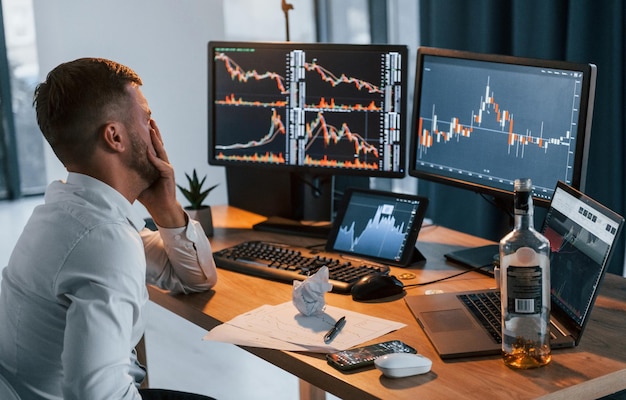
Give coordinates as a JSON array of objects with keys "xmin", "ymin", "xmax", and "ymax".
[{"xmin": 142, "ymin": 214, "xmax": 218, "ymax": 293}]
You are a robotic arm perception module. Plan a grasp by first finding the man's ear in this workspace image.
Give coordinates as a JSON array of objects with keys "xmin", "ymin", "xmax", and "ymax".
[{"xmin": 101, "ymin": 122, "xmax": 126, "ymax": 153}]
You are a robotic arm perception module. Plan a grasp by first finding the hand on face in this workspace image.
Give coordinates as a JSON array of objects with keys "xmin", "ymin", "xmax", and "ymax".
[{"xmin": 137, "ymin": 119, "xmax": 186, "ymax": 227}]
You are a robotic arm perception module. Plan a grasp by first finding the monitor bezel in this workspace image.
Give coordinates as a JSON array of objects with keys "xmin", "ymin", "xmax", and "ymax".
[
  {"xmin": 408, "ymin": 46, "xmax": 597, "ymax": 208},
  {"xmin": 208, "ymin": 40, "xmax": 409, "ymax": 179}
]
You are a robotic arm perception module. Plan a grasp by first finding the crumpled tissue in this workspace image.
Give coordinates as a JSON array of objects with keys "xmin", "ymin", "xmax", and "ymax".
[{"xmin": 292, "ymin": 266, "xmax": 333, "ymax": 316}]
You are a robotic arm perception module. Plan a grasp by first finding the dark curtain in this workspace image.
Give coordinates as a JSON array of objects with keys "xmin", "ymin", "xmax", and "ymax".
[{"xmin": 418, "ymin": 0, "xmax": 625, "ymax": 274}]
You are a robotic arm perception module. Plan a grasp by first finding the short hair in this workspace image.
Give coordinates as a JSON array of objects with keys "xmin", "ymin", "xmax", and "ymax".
[{"xmin": 33, "ymin": 58, "xmax": 142, "ymax": 165}]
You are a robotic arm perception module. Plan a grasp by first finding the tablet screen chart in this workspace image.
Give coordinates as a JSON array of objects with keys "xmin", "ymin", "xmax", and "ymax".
[{"xmin": 334, "ymin": 197, "xmax": 419, "ymax": 261}]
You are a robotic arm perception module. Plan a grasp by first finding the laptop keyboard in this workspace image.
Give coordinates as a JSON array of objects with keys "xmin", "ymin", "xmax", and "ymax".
[
  {"xmin": 213, "ymin": 240, "xmax": 390, "ymax": 293},
  {"xmin": 458, "ymin": 291, "xmax": 502, "ymax": 343}
]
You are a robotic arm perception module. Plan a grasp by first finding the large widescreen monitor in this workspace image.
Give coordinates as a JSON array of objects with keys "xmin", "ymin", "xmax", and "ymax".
[
  {"xmin": 208, "ymin": 41, "xmax": 407, "ymax": 176},
  {"xmin": 207, "ymin": 41, "xmax": 408, "ymax": 225},
  {"xmin": 409, "ymin": 47, "xmax": 597, "ymax": 208}
]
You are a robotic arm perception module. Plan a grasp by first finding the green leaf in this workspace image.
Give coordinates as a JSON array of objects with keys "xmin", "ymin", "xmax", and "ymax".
[{"xmin": 176, "ymin": 169, "xmax": 218, "ymax": 209}]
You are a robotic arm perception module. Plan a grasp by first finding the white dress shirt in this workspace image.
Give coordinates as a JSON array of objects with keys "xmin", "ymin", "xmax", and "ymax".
[{"xmin": 0, "ymin": 173, "xmax": 217, "ymax": 400}]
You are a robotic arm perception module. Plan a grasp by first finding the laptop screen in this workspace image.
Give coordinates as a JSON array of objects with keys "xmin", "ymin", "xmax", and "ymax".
[
  {"xmin": 326, "ymin": 188, "xmax": 428, "ymax": 266},
  {"xmin": 543, "ymin": 181, "xmax": 624, "ymax": 336}
]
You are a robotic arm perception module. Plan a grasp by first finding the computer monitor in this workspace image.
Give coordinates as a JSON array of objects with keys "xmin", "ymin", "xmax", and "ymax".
[
  {"xmin": 408, "ymin": 47, "xmax": 597, "ymax": 270},
  {"xmin": 208, "ymin": 41, "xmax": 408, "ymax": 224},
  {"xmin": 409, "ymin": 47, "xmax": 596, "ymax": 208}
]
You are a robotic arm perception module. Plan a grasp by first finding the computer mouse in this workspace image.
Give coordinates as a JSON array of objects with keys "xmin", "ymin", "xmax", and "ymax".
[
  {"xmin": 374, "ymin": 353, "xmax": 432, "ymax": 378},
  {"xmin": 351, "ymin": 274, "xmax": 404, "ymax": 301}
]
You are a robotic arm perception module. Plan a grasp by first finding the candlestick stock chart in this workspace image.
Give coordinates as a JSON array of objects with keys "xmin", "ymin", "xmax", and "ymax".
[{"xmin": 414, "ymin": 56, "xmax": 585, "ymax": 195}]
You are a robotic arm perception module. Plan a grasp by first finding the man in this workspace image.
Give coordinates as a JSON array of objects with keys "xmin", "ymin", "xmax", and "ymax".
[{"xmin": 0, "ymin": 58, "xmax": 218, "ymax": 399}]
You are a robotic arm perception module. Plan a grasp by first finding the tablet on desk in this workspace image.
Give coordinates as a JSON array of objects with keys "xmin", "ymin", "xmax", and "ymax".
[{"xmin": 326, "ymin": 188, "xmax": 429, "ymax": 267}]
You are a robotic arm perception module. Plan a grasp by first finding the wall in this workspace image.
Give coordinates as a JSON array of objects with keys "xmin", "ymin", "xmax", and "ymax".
[{"xmin": 31, "ymin": 0, "xmax": 229, "ymax": 208}]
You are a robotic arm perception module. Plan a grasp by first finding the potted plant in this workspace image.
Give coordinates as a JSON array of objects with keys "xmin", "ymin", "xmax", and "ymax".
[{"xmin": 177, "ymin": 169, "xmax": 219, "ymax": 236}]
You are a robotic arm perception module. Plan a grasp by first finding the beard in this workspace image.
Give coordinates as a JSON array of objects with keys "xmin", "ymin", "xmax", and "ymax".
[{"xmin": 128, "ymin": 129, "xmax": 160, "ymax": 187}]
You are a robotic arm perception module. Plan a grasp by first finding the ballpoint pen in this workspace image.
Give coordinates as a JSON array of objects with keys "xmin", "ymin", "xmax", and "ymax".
[{"xmin": 324, "ymin": 316, "xmax": 346, "ymax": 343}]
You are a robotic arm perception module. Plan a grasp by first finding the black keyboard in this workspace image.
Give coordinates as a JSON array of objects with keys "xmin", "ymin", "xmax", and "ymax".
[
  {"xmin": 213, "ymin": 241, "xmax": 390, "ymax": 293},
  {"xmin": 458, "ymin": 291, "xmax": 502, "ymax": 343}
]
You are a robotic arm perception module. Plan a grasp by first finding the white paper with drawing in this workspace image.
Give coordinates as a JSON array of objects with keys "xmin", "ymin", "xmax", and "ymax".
[{"xmin": 203, "ymin": 301, "xmax": 406, "ymax": 352}]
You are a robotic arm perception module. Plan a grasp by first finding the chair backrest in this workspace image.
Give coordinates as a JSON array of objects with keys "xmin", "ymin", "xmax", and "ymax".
[{"xmin": 0, "ymin": 372, "xmax": 21, "ymax": 400}]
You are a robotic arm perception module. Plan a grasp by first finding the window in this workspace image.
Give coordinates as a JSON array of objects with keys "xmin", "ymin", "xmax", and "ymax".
[{"xmin": 0, "ymin": 0, "xmax": 45, "ymax": 199}]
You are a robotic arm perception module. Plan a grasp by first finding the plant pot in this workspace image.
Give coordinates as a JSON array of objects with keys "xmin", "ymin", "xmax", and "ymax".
[{"xmin": 185, "ymin": 206, "xmax": 214, "ymax": 237}]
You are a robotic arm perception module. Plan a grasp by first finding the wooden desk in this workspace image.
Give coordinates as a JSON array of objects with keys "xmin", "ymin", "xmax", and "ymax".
[{"xmin": 148, "ymin": 205, "xmax": 626, "ymax": 399}]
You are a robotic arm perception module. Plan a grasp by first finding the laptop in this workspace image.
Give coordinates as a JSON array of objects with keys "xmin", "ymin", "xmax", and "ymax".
[{"xmin": 405, "ymin": 181, "xmax": 624, "ymax": 359}]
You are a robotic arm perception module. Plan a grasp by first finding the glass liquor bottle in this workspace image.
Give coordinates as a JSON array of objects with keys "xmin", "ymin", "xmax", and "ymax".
[{"xmin": 499, "ymin": 178, "xmax": 551, "ymax": 369}]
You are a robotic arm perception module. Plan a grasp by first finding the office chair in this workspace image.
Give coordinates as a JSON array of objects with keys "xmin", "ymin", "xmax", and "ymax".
[{"xmin": 0, "ymin": 372, "xmax": 21, "ymax": 400}]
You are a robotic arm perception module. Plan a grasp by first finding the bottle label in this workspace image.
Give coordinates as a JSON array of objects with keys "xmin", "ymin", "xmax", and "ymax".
[{"xmin": 506, "ymin": 265, "xmax": 542, "ymax": 314}]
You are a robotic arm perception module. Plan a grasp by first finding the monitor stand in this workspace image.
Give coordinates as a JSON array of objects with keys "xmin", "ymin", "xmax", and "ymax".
[
  {"xmin": 252, "ymin": 216, "xmax": 332, "ymax": 239},
  {"xmin": 444, "ymin": 244, "xmax": 500, "ymax": 276},
  {"xmin": 225, "ymin": 166, "xmax": 333, "ymax": 238},
  {"xmin": 443, "ymin": 195, "xmax": 518, "ymax": 276}
]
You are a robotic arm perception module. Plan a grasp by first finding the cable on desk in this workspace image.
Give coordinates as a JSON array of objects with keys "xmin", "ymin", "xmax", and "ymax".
[{"xmin": 403, "ymin": 264, "xmax": 494, "ymax": 288}]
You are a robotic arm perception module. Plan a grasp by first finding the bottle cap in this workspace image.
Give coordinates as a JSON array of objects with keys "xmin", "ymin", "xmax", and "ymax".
[
  {"xmin": 514, "ymin": 178, "xmax": 532, "ymax": 191},
  {"xmin": 514, "ymin": 178, "xmax": 533, "ymax": 213}
]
